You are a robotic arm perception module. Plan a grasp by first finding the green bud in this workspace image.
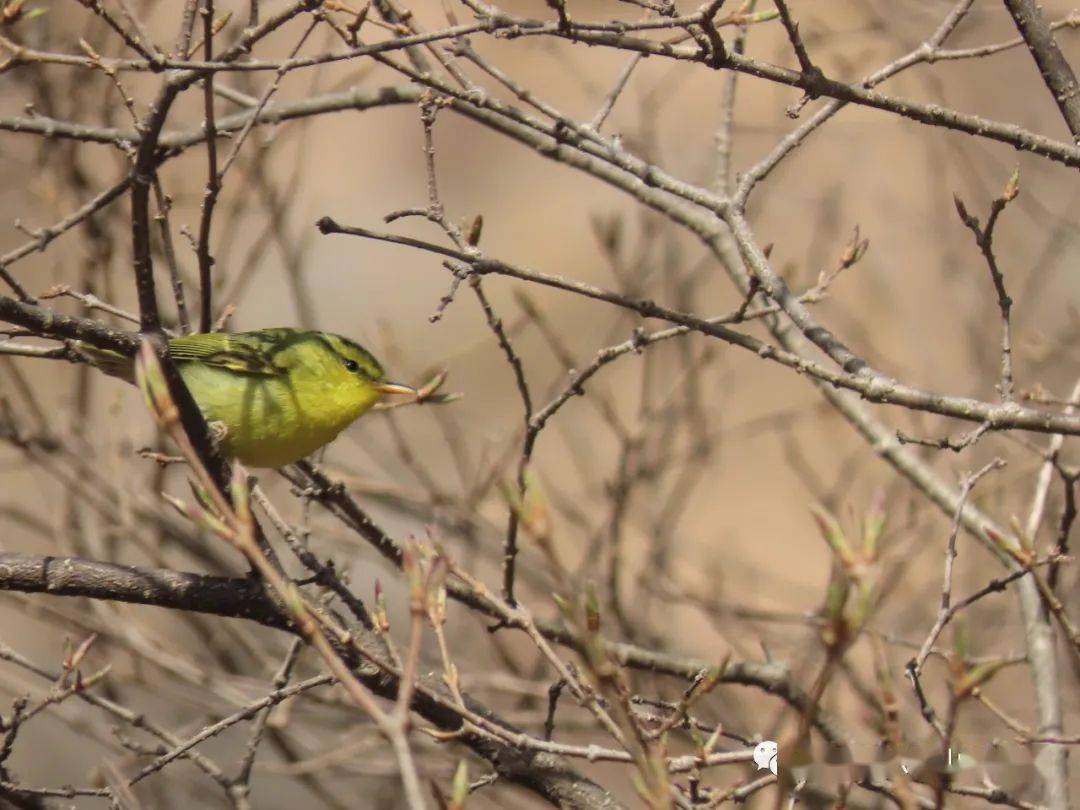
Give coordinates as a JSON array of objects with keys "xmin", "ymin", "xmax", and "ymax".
[
  {"xmin": 811, "ymin": 505, "xmax": 855, "ymax": 566},
  {"xmin": 1002, "ymin": 168, "xmax": 1020, "ymax": 202},
  {"xmin": 450, "ymin": 760, "xmax": 469, "ymax": 807}
]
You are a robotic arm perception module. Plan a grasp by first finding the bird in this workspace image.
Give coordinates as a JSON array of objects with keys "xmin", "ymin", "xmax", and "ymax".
[{"xmin": 78, "ymin": 328, "xmax": 417, "ymax": 467}]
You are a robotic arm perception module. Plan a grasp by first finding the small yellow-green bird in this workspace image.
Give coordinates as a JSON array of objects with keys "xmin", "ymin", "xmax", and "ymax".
[{"xmin": 80, "ymin": 328, "xmax": 416, "ymax": 467}]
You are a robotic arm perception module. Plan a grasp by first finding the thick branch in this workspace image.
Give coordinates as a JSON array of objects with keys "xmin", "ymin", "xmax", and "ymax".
[
  {"xmin": 0, "ymin": 296, "xmax": 139, "ymax": 354},
  {"xmin": 0, "ymin": 552, "xmax": 288, "ymax": 628},
  {"xmin": 1003, "ymin": 0, "xmax": 1080, "ymax": 142},
  {"xmin": 0, "ymin": 552, "xmax": 622, "ymax": 810}
]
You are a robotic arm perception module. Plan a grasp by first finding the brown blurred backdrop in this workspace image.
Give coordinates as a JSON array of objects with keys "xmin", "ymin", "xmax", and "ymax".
[{"xmin": 1, "ymin": 1, "xmax": 1079, "ymax": 806}]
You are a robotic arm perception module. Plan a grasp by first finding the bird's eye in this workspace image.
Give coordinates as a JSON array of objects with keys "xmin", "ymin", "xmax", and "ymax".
[{"xmin": 343, "ymin": 359, "xmax": 360, "ymax": 373}]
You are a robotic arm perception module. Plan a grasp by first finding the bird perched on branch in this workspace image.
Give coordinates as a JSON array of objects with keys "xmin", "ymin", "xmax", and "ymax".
[{"xmin": 77, "ymin": 328, "xmax": 439, "ymax": 467}]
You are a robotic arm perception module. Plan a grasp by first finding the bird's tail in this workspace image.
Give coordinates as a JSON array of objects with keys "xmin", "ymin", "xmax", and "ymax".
[{"xmin": 73, "ymin": 342, "xmax": 136, "ymax": 384}]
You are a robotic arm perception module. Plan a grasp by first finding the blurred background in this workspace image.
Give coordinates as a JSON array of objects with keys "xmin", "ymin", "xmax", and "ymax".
[{"xmin": 1, "ymin": 0, "xmax": 1078, "ymax": 806}]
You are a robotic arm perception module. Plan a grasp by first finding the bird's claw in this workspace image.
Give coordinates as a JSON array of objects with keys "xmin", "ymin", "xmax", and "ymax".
[{"xmin": 208, "ymin": 420, "xmax": 229, "ymax": 448}]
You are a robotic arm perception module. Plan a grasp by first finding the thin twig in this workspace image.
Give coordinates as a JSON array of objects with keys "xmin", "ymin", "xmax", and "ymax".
[
  {"xmin": 910, "ymin": 459, "xmax": 1005, "ymax": 677},
  {"xmin": 196, "ymin": 0, "xmax": 221, "ymax": 332},
  {"xmin": 954, "ymin": 171, "xmax": 1020, "ymax": 402}
]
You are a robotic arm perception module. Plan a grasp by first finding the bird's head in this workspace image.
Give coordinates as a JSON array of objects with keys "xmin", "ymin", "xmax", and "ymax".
[{"xmin": 292, "ymin": 332, "xmax": 416, "ymax": 416}]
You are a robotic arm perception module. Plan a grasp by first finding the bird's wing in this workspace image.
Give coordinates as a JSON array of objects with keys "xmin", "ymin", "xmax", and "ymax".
[{"xmin": 167, "ymin": 332, "xmax": 283, "ymax": 377}]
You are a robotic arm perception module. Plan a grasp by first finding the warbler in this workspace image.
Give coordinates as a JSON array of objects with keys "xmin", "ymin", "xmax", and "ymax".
[{"xmin": 78, "ymin": 328, "xmax": 415, "ymax": 467}]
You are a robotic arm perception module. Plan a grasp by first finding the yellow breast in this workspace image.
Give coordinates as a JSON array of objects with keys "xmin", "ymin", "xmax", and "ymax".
[{"xmin": 178, "ymin": 363, "xmax": 378, "ymax": 467}]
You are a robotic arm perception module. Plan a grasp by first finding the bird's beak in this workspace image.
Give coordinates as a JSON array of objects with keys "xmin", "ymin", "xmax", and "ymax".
[{"xmin": 375, "ymin": 381, "xmax": 417, "ymax": 396}]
